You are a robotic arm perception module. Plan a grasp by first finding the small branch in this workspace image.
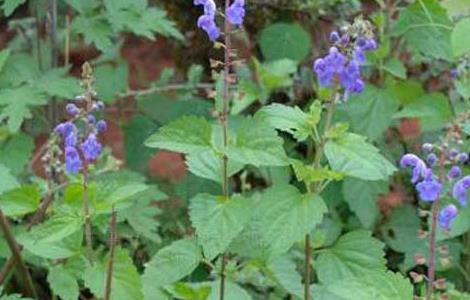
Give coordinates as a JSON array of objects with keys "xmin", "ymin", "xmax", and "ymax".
[
  {"xmin": 0, "ymin": 210, "xmax": 37, "ymax": 298},
  {"xmin": 120, "ymin": 83, "xmax": 214, "ymax": 98},
  {"xmin": 426, "ymin": 200, "xmax": 439, "ymax": 300},
  {"xmin": 83, "ymin": 161, "xmax": 94, "ymax": 263},
  {"xmin": 304, "ymin": 234, "xmax": 312, "ymax": 300},
  {"xmin": 104, "ymin": 207, "xmax": 117, "ymax": 300}
]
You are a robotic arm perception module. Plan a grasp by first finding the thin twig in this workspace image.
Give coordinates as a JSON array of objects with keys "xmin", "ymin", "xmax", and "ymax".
[
  {"xmin": 0, "ymin": 210, "xmax": 37, "ymax": 298},
  {"xmin": 303, "ymin": 234, "xmax": 311, "ymax": 300},
  {"xmin": 120, "ymin": 83, "xmax": 214, "ymax": 98},
  {"xmin": 104, "ymin": 207, "xmax": 117, "ymax": 300}
]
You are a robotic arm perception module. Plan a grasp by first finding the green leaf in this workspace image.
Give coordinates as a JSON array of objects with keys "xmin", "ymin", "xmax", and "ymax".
[
  {"xmin": 383, "ymin": 58, "xmax": 407, "ymax": 79},
  {"xmin": 0, "ymin": 133, "xmax": 34, "ymax": 176},
  {"xmin": 124, "ymin": 115, "xmax": 159, "ymax": 172},
  {"xmin": 25, "ymin": 213, "xmax": 83, "ymax": 243},
  {"xmin": 47, "ymin": 265, "xmax": 79, "ymax": 300},
  {"xmin": 18, "ymin": 229, "xmax": 83, "ymax": 259},
  {"xmin": 266, "ymin": 256, "xmax": 303, "ymax": 299},
  {"xmin": 315, "ymin": 230, "xmax": 386, "ymax": 283},
  {"xmin": 207, "ymin": 280, "xmax": 252, "ymax": 300},
  {"xmin": 392, "ymin": 0, "xmax": 453, "ymax": 61},
  {"xmin": 186, "ymin": 149, "xmax": 244, "ymax": 184},
  {"xmin": 34, "ymin": 68, "xmax": 81, "ymax": 99},
  {"xmin": 105, "ymin": 183, "xmax": 148, "ymax": 206},
  {"xmin": 259, "ymin": 23, "xmax": 312, "ymax": 62},
  {"xmin": 95, "ymin": 61, "xmax": 129, "ymax": 103},
  {"xmin": 63, "ymin": 0, "xmax": 99, "ymax": 14},
  {"xmin": 0, "ymin": 164, "xmax": 19, "ymax": 194},
  {"xmin": 142, "ymin": 239, "xmax": 202, "ymax": 298},
  {"xmin": 190, "ymin": 194, "xmax": 252, "ymax": 259},
  {"xmin": 167, "ymin": 282, "xmax": 211, "ymax": 300},
  {"xmin": 256, "ymin": 103, "xmax": 318, "ymax": 142},
  {"xmin": 1, "ymin": 0, "xmax": 25, "ymax": 16},
  {"xmin": 232, "ymin": 185, "xmax": 327, "ymax": 258},
  {"xmin": 452, "ymin": 17, "xmax": 470, "ymax": 57},
  {"xmin": 71, "ymin": 16, "xmax": 113, "ymax": 51},
  {"xmin": 291, "ymin": 159, "xmax": 344, "ymax": 184},
  {"xmin": 256, "ymin": 59, "xmax": 298, "ymax": 91},
  {"xmin": 0, "ymin": 86, "xmax": 48, "ymax": 132},
  {"xmin": 0, "ymin": 185, "xmax": 41, "ymax": 218},
  {"xmin": 315, "ymin": 270, "xmax": 413, "ymax": 300},
  {"xmin": 342, "ymin": 179, "xmax": 388, "ymax": 229},
  {"xmin": 145, "ymin": 116, "xmax": 213, "ymax": 154},
  {"xmin": 0, "ymin": 49, "xmax": 10, "ymax": 73},
  {"xmin": 393, "ymin": 92, "xmax": 452, "ymax": 132},
  {"xmin": 340, "ymin": 86, "xmax": 399, "ymax": 141},
  {"xmin": 324, "ymin": 133, "xmax": 396, "ymax": 181},
  {"xmin": 84, "ymin": 247, "xmax": 143, "ymax": 300},
  {"xmin": 226, "ymin": 117, "xmax": 289, "ymax": 167}
]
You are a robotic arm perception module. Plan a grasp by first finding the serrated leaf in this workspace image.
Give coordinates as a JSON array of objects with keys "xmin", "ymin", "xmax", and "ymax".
[
  {"xmin": 267, "ymin": 256, "xmax": 303, "ymax": 299},
  {"xmin": 24, "ymin": 213, "xmax": 83, "ymax": 243},
  {"xmin": 167, "ymin": 282, "xmax": 211, "ymax": 300},
  {"xmin": 324, "ymin": 133, "xmax": 396, "ymax": 180},
  {"xmin": 190, "ymin": 194, "xmax": 252, "ymax": 259},
  {"xmin": 0, "ymin": 185, "xmax": 40, "ymax": 218},
  {"xmin": 0, "ymin": 164, "xmax": 19, "ymax": 194},
  {"xmin": 256, "ymin": 59, "xmax": 297, "ymax": 91},
  {"xmin": 226, "ymin": 117, "xmax": 289, "ymax": 167},
  {"xmin": 340, "ymin": 86, "xmax": 399, "ymax": 141},
  {"xmin": 142, "ymin": 238, "xmax": 202, "ymax": 298},
  {"xmin": 71, "ymin": 16, "xmax": 113, "ymax": 51},
  {"xmin": 84, "ymin": 247, "xmax": 143, "ymax": 300},
  {"xmin": 256, "ymin": 103, "xmax": 317, "ymax": 142},
  {"xmin": 383, "ymin": 58, "xmax": 407, "ymax": 79},
  {"xmin": 0, "ymin": 49, "xmax": 10, "ymax": 73},
  {"xmin": 124, "ymin": 115, "xmax": 159, "ymax": 172},
  {"xmin": 18, "ymin": 229, "xmax": 83, "ymax": 259},
  {"xmin": 186, "ymin": 149, "xmax": 244, "ymax": 184},
  {"xmin": 315, "ymin": 270, "xmax": 413, "ymax": 300},
  {"xmin": 232, "ymin": 185, "xmax": 327, "ymax": 259},
  {"xmin": 342, "ymin": 179, "xmax": 388, "ymax": 229},
  {"xmin": 0, "ymin": 133, "xmax": 33, "ymax": 176},
  {"xmin": 291, "ymin": 159, "xmax": 344, "ymax": 183},
  {"xmin": 392, "ymin": 0, "xmax": 453, "ymax": 61},
  {"xmin": 47, "ymin": 265, "xmax": 79, "ymax": 300},
  {"xmin": 315, "ymin": 230, "xmax": 386, "ymax": 283},
  {"xmin": 95, "ymin": 61, "xmax": 128, "ymax": 103},
  {"xmin": 0, "ymin": 86, "xmax": 48, "ymax": 132},
  {"xmin": 1, "ymin": 0, "xmax": 25, "ymax": 16},
  {"xmin": 259, "ymin": 23, "xmax": 312, "ymax": 62},
  {"xmin": 145, "ymin": 116, "xmax": 213, "ymax": 154},
  {"xmin": 452, "ymin": 18, "xmax": 470, "ymax": 57},
  {"xmin": 207, "ymin": 280, "xmax": 252, "ymax": 300},
  {"xmin": 33, "ymin": 67, "xmax": 81, "ymax": 99}
]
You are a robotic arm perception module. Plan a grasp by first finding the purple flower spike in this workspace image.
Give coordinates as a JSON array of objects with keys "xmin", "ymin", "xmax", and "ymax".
[
  {"xmin": 452, "ymin": 176, "xmax": 470, "ymax": 206},
  {"xmin": 65, "ymin": 146, "xmax": 82, "ymax": 174},
  {"xmin": 438, "ymin": 204, "xmax": 458, "ymax": 230},
  {"xmin": 416, "ymin": 175, "xmax": 442, "ymax": 202},
  {"xmin": 447, "ymin": 166, "xmax": 462, "ymax": 180},
  {"xmin": 197, "ymin": 14, "xmax": 220, "ymax": 41},
  {"xmin": 400, "ymin": 153, "xmax": 427, "ymax": 183},
  {"xmin": 226, "ymin": 0, "xmax": 245, "ymax": 26},
  {"xmin": 81, "ymin": 134, "xmax": 102, "ymax": 161}
]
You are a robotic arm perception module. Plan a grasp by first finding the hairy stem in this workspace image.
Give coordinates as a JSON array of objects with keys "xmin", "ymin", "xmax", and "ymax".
[
  {"xmin": 219, "ymin": 0, "xmax": 232, "ymax": 299},
  {"xmin": 426, "ymin": 200, "xmax": 439, "ymax": 300},
  {"xmin": 104, "ymin": 207, "xmax": 117, "ymax": 300},
  {"xmin": 304, "ymin": 92, "xmax": 337, "ymax": 300},
  {"xmin": 0, "ymin": 210, "xmax": 37, "ymax": 298},
  {"xmin": 83, "ymin": 162, "xmax": 94, "ymax": 263},
  {"xmin": 48, "ymin": 0, "xmax": 59, "ymax": 127}
]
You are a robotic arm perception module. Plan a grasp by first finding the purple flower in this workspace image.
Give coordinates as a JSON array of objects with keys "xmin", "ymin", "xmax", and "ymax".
[
  {"xmin": 415, "ymin": 175, "xmax": 442, "ymax": 202},
  {"xmin": 458, "ymin": 152, "xmax": 469, "ymax": 163},
  {"xmin": 81, "ymin": 134, "xmax": 102, "ymax": 161},
  {"xmin": 66, "ymin": 103, "xmax": 80, "ymax": 116},
  {"xmin": 65, "ymin": 146, "xmax": 82, "ymax": 174},
  {"xmin": 329, "ymin": 31, "xmax": 340, "ymax": 43},
  {"xmin": 87, "ymin": 114, "xmax": 96, "ymax": 124},
  {"xmin": 438, "ymin": 204, "xmax": 458, "ymax": 230},
  {"xmin": 449, "ymin": 148, "xmax": 459, "ymax": 159},
  {"xmin": 65, "ymin": 131, "xmax": 77, "ymax": 147},
  {"xmin": 400, "ymin": 153, "xmax": 427, "ymax": 183},
  {"xmin": 353, "ymin": 47, "xmax": 366, "ymax": 65},
  {"xmin": 313, "ymin": 47, "xmax": 346, "ymax": 87},
  {"xmin": 450, "ymin": 68, "xmax": 459, "ymax": 79},
  {"xmin": 226, "ymin": 0, "xmax": 245, "ymax": 26},
  {"xmin": 426, "ymin": 153, "xmax": 438, "ymax": 166},
  {"xmin": 340, "ymin": 60, "xmax": 364, "ymax": 93},
  {"xmin": 448, "ymin": 166, "xmax": 462, "ymax": 180},
  {"xmin": 54, "ymin": 122, "xmax": 76, "ymax": 137},
  {"xmin": 452, "ymin": 176, "xmax": 470, "ymax": 206},
  {"xmin": 197, "ymin": 14, "xmax": 220, "ymax": 41},
  {"xmin": 96, "ymin": 120, "xmax": 107, "ymax": 133},
  {"xmin": 421, "ymin": 143, "xmax": 433, "ymax": 153}
]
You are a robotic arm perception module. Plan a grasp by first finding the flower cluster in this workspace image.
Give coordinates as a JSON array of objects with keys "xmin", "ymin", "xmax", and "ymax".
[
  {"xmin": 400, "ymin": 143, "xmax": 469, "ymax": 230},
  {"xmin": 54, "ymin": 100, "xmax": 107, "ymax": 175},
  {"xmin": 194, "ymin": 0, "xmax": 246, "ymax": 41},
  {"xmin": 313, "ymin": 26, "xmax": 377, "ymax": 96}
]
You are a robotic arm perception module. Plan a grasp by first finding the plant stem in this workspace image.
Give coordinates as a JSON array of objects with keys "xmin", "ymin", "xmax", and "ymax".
[
  {"xmin": 83, "ymin": 161, "xmax": 94, "ymax": 263},
  {"xmin": 219, "ymin": 1, "xmax": 232, "ymax": 299},
  {"xmin": 48, "ymin": 0, "xmax": 58, "ymax": 128},
  {"xmin": 104, "ymin": 207, "xmax": 117, "ymax": 300},
  {"xmin": 0, "ymin": 210, "xmax": 37, "ymax": 298},
  {"xmin": 304, "ymin": 92, "xmax": 337, "ymax": 300},
  {"xmin": 426, "ymin": 200, "xmax": 439, "ymax": 300}
]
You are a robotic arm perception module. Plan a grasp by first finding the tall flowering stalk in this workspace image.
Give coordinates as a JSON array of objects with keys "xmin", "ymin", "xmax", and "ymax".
[
  {"xmin": 53, "ymin": 62, "xmax": 108, "ymax": 262},
  {"xmin": 193, "ymin": 1, "xmax": 246, "ymax": 299},
  {"xmin": 307, "ymin": 20, "xmax": 377, "ymax": 300},
  {"xmin": 400, "ymin": 143, "xmax": 468, "ymax": 299}
]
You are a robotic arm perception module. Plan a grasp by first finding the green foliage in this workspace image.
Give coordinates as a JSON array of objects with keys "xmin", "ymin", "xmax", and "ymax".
[
  {"xmin": 392, "ymin": 0, "xmax": 453, "ymax": 61},
  {"xmin": 0, "ymin": 185, "xmax": 40, "ymax": 218},
  {"xmin": 47, "ymin": 264, "xmax": 80, "ymax": 300},
  {"xmin": 259, "ymin": 23, "xmax": 312, "ymax": 62},
  {"xmin": 324, "ymin": 133, "xmax": 396, "ymax": 181},
  {"xmin": 0, "ymin": 0, "xmax": 25, "ymax": 16}
]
